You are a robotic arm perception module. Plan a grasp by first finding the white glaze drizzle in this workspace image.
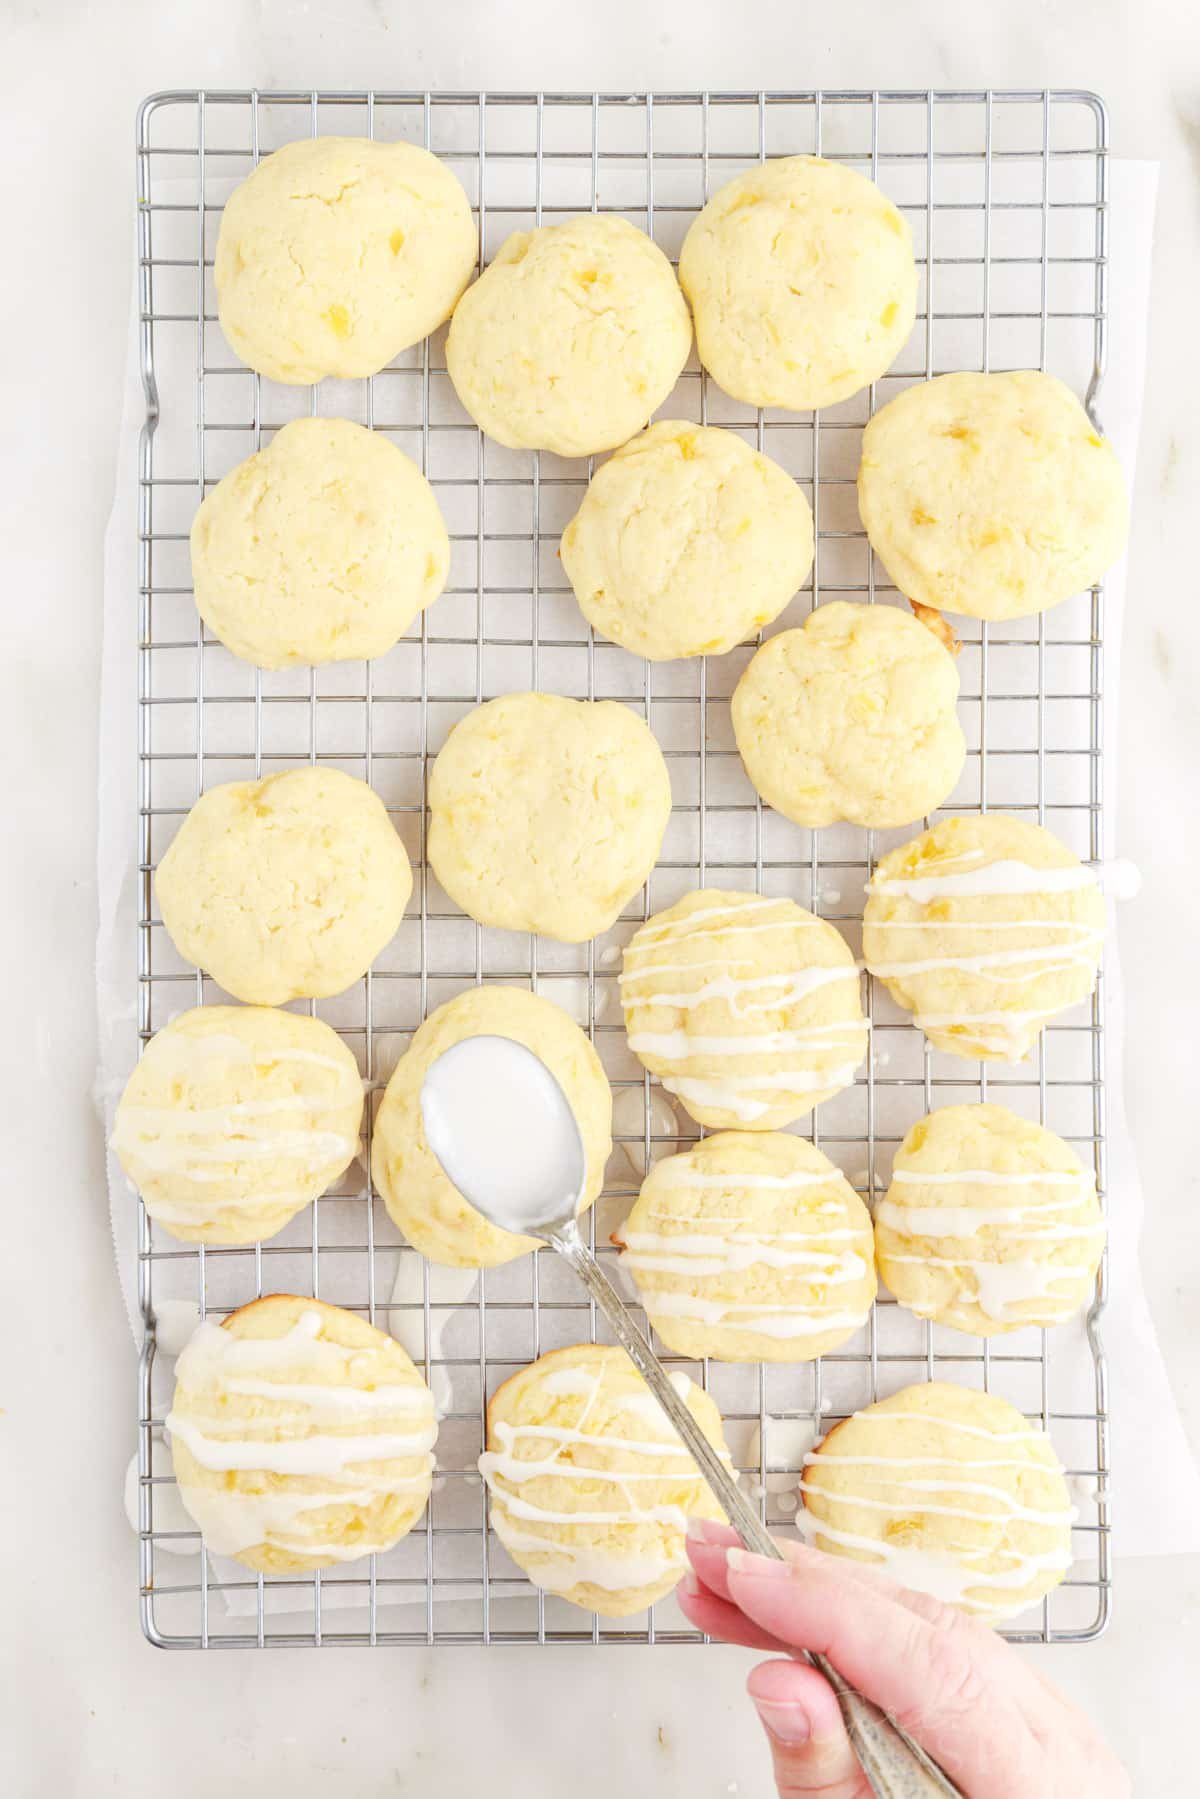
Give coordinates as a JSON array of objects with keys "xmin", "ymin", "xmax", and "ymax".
[
  {"xmin": 645, "ymin": 1291, "xmax": 869, "ymax": 1338},
  {"xmin": 890, "ymin": 1167, "xmax": 1085, "ymax": 1188},
  {"xmin": 794, "ymin": 1508, "xmax": 1073, "ymax": 1617},
  {"xmin": 867, "ymin": 859, "xmax": 1098, "ymax": 904},
  {"xmin": 878, "ymin": 1253, "xmax": 1096, "ymax": 1321},
  {"xmin": 661, "ymin": 1064, "xmax": 862, "ymax": 1122},
  {"xmin": 621, "ymin": 1229, "xmax": 866, "ymax": 1278},
  {"xmin": 628, "ymin": 1026, "xmax": 863, "ymax": 1059},
  {"xmin": 619, "ymin": 965, "xmax": 859, "ymax": 1016},
  {"xmin": 490, "ymin": 1511, "xmax": 683, "ymax": 1593}
]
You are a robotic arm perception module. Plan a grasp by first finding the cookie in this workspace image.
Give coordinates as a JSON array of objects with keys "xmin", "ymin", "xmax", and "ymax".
[
  {"xmin": 428, "ymin": 693, "xmax": 671, "ymax": 942},
  {"xmin": 166, "ymin": 1296, "xmax": 437, "ymax": 1573},
  {"xmin": 372, "ymin": 986, "xmax": 613, "ymax": 1268},
  {"xmin": 862, "ymin": 813, "xmax": 1104, "ymax": 1061},
  {"xmin": 560, "ymin": 421, "xmax": 814, "ymax": 659},
  {"xmin": 875, "ymin": 1104, "xmax": 1105, "ymax": 1335},
  {"xmin": 214, "ymin": 136, "xmax": 477, "ymax": 383},
  {"xmin": 621, "ymin": 890, "xmax": 867, "ymax": 1129},
  {"xmin": 731, "ymin": 601, "xmax": 965, "ymax": 828},
  {"xmin": 156, "ymin": 767, "xmax": 412, "ymax": 1005},
  {"xmin": 446, "ymin": 215, "xmax": 692, "ymax": 456},
  {"xmin": 798, "ymin": 1381, "xmax": 1074, "ymax": 1622},
  {"xmin": 112, "ymin": 1005, "xmax": 363, "ymax": 1245},
  {"xmin": 616, "ymin": 1130, "xmax": 875, "ymax": 1361},
  {"xmin": 678, "ymin": 155, "xmax": 916, "ymax": 411},
  {"xmin": 480, "ymin": 1343, "xmax": 729, "ymax": 1616},
  {"xmin": 190, "ymin": 417, "xmax": 449, "ymax": 669},
  {"xmin": 857, "ymin": 371, "xmax": 1129, "ymax": 620}
]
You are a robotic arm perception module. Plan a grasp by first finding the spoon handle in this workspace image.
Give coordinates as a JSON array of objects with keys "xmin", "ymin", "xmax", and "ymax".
[{"xmin": 551, "ymin": 1221, "xmax": 964, "ymax": 1799}]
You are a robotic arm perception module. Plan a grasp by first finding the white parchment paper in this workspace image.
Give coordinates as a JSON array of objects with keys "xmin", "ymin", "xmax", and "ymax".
[{"xmin": 97, "ymin": 158, "xmax": 1200, "ymax": 1627}]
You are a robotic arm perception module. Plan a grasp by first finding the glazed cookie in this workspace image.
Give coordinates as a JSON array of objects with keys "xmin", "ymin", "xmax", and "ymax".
[
  {"xmin": 857, "ymin": 371, "xmax": 1129, "ymax": 621},
  {"xmin": 560, "ymin": 421, "xmax": 814, "ymax": 660},
  {"xmin": 616, "ymin": 1131, "xmax": 875, "ymax": 1361},
  {"xmin": 621, "ymin": 890, "xmax": 868, "ymax": 1130},
  {"xmin": 166, "ymin": 1296, "xmax": 437, "ymax": 1573},
  {"xmin": 427, "ymin": 694, "xmax": 671, "ymax": 942},
  {"xmin": 372, "ymin": 986, "xmax": 613, "ymax": 1268},
  {"xmin": 731, "ymin": 601, "xmax": 965, "ymax": 828},
  {"xmin": 190, "ymin": 417, "xmax": 449, "ymax": 669},
  {"xmin": 157, "ymin": 767, "xmax": 412, "ymax": 1005},
  {"xmin": 798, "ymin": 1381, "xmax": 1074, "ymax": 1622},
  {"xmin": 214, "ymin": 136, "xmax": 477, "ymax": 384},
  {"xmin": 875, "ymin": 1104, "xmax": 1106, "ymax": 1336},
  {"xmin": 112, "ymin": 1005, "xmax": 363, "ymax": 1246},
  {"xmin": 678, "ymin": 156, "xmax": 916, "ymax": 412},
  {"xmin": 479, "ymin": 1343, "xmax": 729, "ymax": 1616},
  {"xmin": 446, "ymin": 215, "xmax": 692, "ymax": 457},
  {"xmin": 862, "ymin": 814, "xmax": 1104, "ymax": 1061}
]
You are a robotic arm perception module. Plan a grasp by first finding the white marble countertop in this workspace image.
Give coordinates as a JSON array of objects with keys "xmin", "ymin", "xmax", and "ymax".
[{"xmin": 3, "ymin": 1, "xmax": 1198, "ymax": 1793}]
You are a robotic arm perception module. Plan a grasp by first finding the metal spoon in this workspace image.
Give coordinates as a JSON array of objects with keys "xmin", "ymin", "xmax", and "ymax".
[{"xmin": 421, "ymin": 1036, "xmax": 962, "ymax": 1799}]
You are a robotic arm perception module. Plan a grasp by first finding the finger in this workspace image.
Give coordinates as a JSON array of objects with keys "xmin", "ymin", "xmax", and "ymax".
[
  {"xmin": 725, "ymin": 1548, "xmax": 1036, "ymax": 1788},
  {"xmin": 747, "ymin": 1658, "xmax": 866, "ymax": 1799},
  {"xmin": 676, "ymin": 1571, "xmax": 789, "ymax": 1652}
]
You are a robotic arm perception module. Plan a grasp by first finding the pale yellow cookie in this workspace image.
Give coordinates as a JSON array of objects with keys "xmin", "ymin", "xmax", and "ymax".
[
  {"xmin": 621, "ymin": 890, "xmax": 868, "ymax": 1130},
  {"xmin": 214, "ymin": 136, "xmax": 477, "ymax": 383},
  {"xmin": 427, "ymin": 693, "xmax": 671, "ymax": 942},
  {"xmin": 190, "ymin": 417, "xmax": 449, "ymax": 669},
  {"xmin": 731, "ymin": 601, "xmax": 965, "ymax": 828},
  {"xmin": 446, "ymin": 215, "xmax": 692, "ymax": 456},
  {"xmin": 862, "ymin": 814, "xmax": 1104, "ymax": 1062},
  {"xmin": 678, "ymin": 156, "xmax": 916, "ymax": 411},
  {"xmin": 112, "ymin": 1005, "xmax": 363, "ymax": 1246},
  {"xmin": 372, "ymin": 986, "xmax": 612, "ymax": 1268},
  {"xmin": 616, "ymin": 1131, "xmax": 875, "ymax": 1362},
  {"xmin": 875, "ymin": 1104, "xmax": 1105, "ymax": 1336},
  {"xmin": 559, "ymin": 421, "xmax": 814, "ymax": 659},
  {"xmin": 156, "ymin": 767, "xmax": 412, "ymax": 1005},
  {"xmin": 166, "ymin": 1296, "xmax": 437, "ymax": 1573},
  {"xmin": 857, "ymin": 371, "xmax": 1129, "ymax": 620},
  {"xmin": 798, "ymin": 1381, "xmax": 1074, "ymax": 1623},
  {"xmin": 480, "ymin": 1343, "xmax": 729, "ymax": 1616}
]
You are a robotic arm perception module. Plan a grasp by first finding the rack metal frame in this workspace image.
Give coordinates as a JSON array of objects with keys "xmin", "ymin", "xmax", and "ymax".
[{"xmin": 134, "ymin": 87, "xmax": 1112, "ymax": 1649}]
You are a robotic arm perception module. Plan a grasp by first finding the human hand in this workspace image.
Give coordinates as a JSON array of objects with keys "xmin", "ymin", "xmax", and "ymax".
[{"xmin": 680, "ymin": 1521, "xmax": 1129, "ymax": 1799}]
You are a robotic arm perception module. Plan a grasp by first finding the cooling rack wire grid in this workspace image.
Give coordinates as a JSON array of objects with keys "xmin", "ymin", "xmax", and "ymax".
[{"xmin": 133, "ymin": 87, "xmax": 1112, "ymax": 1648}]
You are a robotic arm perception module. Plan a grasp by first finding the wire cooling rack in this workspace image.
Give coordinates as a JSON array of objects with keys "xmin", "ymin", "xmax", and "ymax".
[{"xmin": 133, "ymin": 87, "xmax": 1113, "ymax": 1649}]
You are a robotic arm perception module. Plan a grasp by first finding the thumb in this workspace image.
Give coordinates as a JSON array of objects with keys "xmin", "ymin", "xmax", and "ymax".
[{"xmin": 747, "ymin": 1659, "xmax": 867, "ymax": 1799}]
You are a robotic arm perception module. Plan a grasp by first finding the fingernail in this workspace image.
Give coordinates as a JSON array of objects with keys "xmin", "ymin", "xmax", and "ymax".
[
  {"xmin": 686, "ymin": 1516, "xmax": 725, "ymax": 1545},
  {"xmin": 680, "ymin": 1569, "xmax": 702, "ymax": 1597},
  {"xmin": 727, "ymin": 1547, "xmax": 786, "ymax": 1577},
  {"xmin": 752, "ymin": 1697, "xmax": 812, "ymax": 1747}
]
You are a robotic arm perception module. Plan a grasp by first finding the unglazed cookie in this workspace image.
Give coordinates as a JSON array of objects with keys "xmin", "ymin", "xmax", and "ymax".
[
  {"xmin": 875, "ymin": 1104, "xmax": 1106, "ymax": 1335},
  {"xmin": 214, "ymin": 136, "xmax": 477, "ymax": 384},
  {"xmin": 858, "ymin": 371, "xmax": 1129, "ymax": 620},
  {"xmin": 166, "ymin": 1296, "xmax": 437, "ymax": 1573},
  {"xmin": 190, "ymin": 418, "xmax": 449, "ymax": 669},
  {"xmin": 446, "ymin": 215, "xmax": 692, "ymax": 456},
  {"xmin": 112, "ymin": 1005, "xmax": 363, "ymax": 1245},
  {"xmin": 372, "ymin": 986, "xmax": 612, "ymax": 1268},
  {"xmin": 560, "ymin": 421, "xmax": 814, "ymax": 659},
  {"xmin": 731, "ymin": 601, "xmax": 965, "ymax": 828},
  {"xmin": 157, "ymin": 767, "xmax": 412, "ymax": 1005},
  {"xmin": 679, "ymin": 156, "xmax": 916, "ymax": 412},
  {"xmin": 621, "ymin": 890, "xmax": 867, "ymax": 1129},
  {"xmin": 798, "ymin": 1382, "xmax": 1074, "ymax": 1623},
  {"xmin": 616, "ymin": 1131, "xmax": 875, "ymax": 1361},
  {"xmin": 862, "ymin": 814, "xmax": 1104, "ymax": 1061},
  {"xmin": 480, "ymin": 1344, "xmax": 729, "ymax": 1615},
  {"xmin": 428, "ymin": 694, "xmax": 671, "ymax": 942}
]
